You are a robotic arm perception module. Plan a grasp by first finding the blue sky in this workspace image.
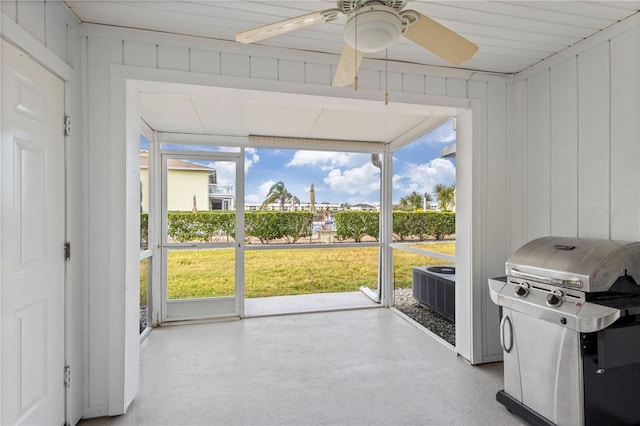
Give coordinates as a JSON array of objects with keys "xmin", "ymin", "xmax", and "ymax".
[{"xmin": 144, "ymin": 119, "xmax": 456, "ymax": 206}]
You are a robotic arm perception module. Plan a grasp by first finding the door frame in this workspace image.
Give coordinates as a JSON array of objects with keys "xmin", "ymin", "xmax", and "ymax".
[
  {"xmin": 0, "ymin": 21, "xmax": 78, "ymax": 420},
  {"xmin": 0, "ymin": 37, "xmax": 69, "ymax": 424},
  {"xmin": 159, "ymin": 149, "xmax": 245, "ymax": 323}
]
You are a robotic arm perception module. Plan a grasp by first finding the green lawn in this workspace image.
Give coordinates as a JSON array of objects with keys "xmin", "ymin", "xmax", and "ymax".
[{"xmin": 140, "ymin": 242, "xmax": 455, "ymax": 304}]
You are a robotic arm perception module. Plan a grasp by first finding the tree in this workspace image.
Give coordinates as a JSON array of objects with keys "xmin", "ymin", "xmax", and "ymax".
[
  {"xmin": 424, "ymin": 192, "xmax": 433, "ymax": 208},
  {"xmin": 434, "ymin": 184, "xmax": 455, "ymax": 212},
  {"xmin": 398, "ymin": 197, "xmax": 410, "ymax": 211},
  {"xmin": 261, "ymin": 181, "xmax": 296, "ymax": 211},
  {"xmin": 398, "ymin": 191, "xmax": 430, "ymax": 211},
  {"xmin": 407, "ymin": 191, "xmax": 423, "ymax": 211}
]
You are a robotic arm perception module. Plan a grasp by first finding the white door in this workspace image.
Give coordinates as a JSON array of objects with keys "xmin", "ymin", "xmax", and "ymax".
[
  {"xmin": 1, "ymin": 39, "xmax": 65, "ymax": 425},
  {"xmin": 161, "ymin": 152, "xmax": 244, "ymax": 322}
]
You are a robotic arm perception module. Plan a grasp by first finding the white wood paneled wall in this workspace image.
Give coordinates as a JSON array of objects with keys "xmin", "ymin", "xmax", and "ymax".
[
  {"xmin": 509, "ymin": 20, "xmax": 640, "ymax": 246},
  {"xmin": 1, "ymin": 0, "xmax": 78, "ymax": 66},
  {"xmin": 83, "ymin": 24, "xmax": 483, "ymax": 97},
  {"xmin": 479, "ymin": 81, "xmax": 508, "ymax": 358},
  {"xmin": 610, "ymin": 29, "xmax": 640, "ymax": 241}
]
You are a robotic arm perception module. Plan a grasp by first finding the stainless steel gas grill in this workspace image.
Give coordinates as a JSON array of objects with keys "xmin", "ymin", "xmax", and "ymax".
[{"xmin": 489, "ymin": 236, "xmax": 640, "ymax": 426}]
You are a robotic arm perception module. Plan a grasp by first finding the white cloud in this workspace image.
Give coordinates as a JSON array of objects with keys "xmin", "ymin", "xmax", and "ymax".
[
  {"xmin": 206, "ymin": 149, "xmax": 260, "ymax": 180},
  {"xmin": 205, "ymin": 149, "xmax": 260, "ymax": 191},
  {"xmin": 245, "ymin": 194, "xmax": 261, "ymax": 204},
  {"xmin": 245, "ymin": 148, "xmax": 259, "ymax": 174},
  {"xmin": 438, "ymin": 129, "xmax": 456, "ymax": 143},
  {"xmin": 413, "ymin": 119, "xmax": 456, "ymax": 145},
  {"xmin": 207, "ymin": 161, "xmax": 235, "ymax": 185},
  {"xmin": 245, "ymin": 180, "xmax": 275, "ymax": 204},
  {"xmin": 323, "ymin": 163, "xmax": 380, "ymax": 196},
  {"xmin": 287, "ymin": 151, "xmax": 366, "ymax": 171},
  {"xmin": 393, "ymin": 158, "xmax": 455, "ymax": 200}
]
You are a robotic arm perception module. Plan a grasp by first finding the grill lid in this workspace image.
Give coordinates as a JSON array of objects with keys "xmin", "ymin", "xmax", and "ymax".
[{"xmin": 505, "ymin": 236, "xmax": 640, "ymax": 292}]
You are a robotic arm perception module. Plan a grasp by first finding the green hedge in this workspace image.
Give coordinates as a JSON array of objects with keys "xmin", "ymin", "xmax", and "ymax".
[
  {"xmin": 140, "ymin": 213, "xmax": 149, "ymax": 249},
  {"xmin": 426, "ymin": 211, "xmax": 456, "ymax": 240},
  {"xmin": 169, "ymin": 211, "xmax": 235, "ymax": 242},
  {"xmin": 335, "ymin": 211, "xmax": 379, "ymax": 242},
  {"xmin": 164, "ymin": 211, "xmax": 312, "ymax": 244},
  {"xmin": 334, "ymin": 211, "xmax": 454, "ymax": 242},
  {"xmin": 245, "ymin": 211, "xmax": 312, "ymax": 244},
  {"xmin": 392, "ymin": 211, "xmax": 455, "ymax": 241},
  {"xmin": 148, "ymin": 210, "xmax": 454, "ymax": 244}
]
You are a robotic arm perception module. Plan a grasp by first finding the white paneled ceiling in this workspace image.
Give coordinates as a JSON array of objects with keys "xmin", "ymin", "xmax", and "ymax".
[
  {"xmin": 137, "ymin": 82, "xmax": 454, "ymax": 143},
  {"xmin": 66, "ymin": 1, "xmax": 640, "ymax": 142},
  {"xmin": 66, "ymin": 1, "xmax": 640, "ymax": 74}
]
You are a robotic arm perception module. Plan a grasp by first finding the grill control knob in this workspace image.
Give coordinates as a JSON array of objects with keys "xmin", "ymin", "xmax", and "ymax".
[
  {"xmin": 515, "ymin": 284, "xmax": 529, "ymax": 298},
  {"xmin": 546, "ymin": 292, "xmax": 563, "ymax": 307}
]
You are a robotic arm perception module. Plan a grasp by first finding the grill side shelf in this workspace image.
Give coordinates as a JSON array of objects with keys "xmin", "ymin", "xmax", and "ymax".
[
  {"xmin": 575, "ymin": 303, "xmax": 620, "ymax": 333},
  {"xmin": 588, "ymin": 295, "xmax": 640, "ymax": 317},
  {"xmin": 488, "ymin": 277, "xmax": 507, "ymax": 305}
]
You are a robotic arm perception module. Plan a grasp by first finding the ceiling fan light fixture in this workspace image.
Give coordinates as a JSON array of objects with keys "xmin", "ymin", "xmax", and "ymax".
[{"xmin": 344, "ymin": 6, "xmax": 402, "ymax": 53}]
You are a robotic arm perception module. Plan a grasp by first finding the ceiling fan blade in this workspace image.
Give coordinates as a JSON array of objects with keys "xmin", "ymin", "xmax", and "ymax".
[
  {"xmin": 332, "ymin": 44, "xmax": 364, "ymax": 88},
  {"xmin": 403, "ymin": 12, "xmax": 478, "ymax": 66},
  {"xmin": 236, "ymin": 9, "xmax": 341, "ymax": 44}
]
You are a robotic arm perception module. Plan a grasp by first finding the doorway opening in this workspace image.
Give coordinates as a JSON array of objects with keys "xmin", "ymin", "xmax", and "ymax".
[
  {"xmin": 158, "ymin": 145, "xmax": 244, "ymax": 322},
  {"xmin": 241, "ymin": 147, "xmax": 383, "ymax": 316},
  {"xmin": 390, "ymin": 119, "xmax": 458, "ymax": 347},
  {"xmin": 139, "ymin": 134, "xmax": 153, "ymax": 336}
]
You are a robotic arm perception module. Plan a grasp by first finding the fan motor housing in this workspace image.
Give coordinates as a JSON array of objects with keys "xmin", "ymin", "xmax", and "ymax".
[
  {"xmin": 339, "ymin": 0, "xmax": 407, "ymax": 14},
  {"xmin": 343, "ymin": 5, "xmax": 403, "ymax": 53}
]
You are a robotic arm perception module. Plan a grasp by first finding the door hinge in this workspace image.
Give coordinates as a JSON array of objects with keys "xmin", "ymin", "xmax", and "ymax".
[
  {"xmin": 64, "ymin": 115, "xmax": 70, "ymax": 136},
  {"xmin": 64, "ymin": 242, "xmax": 71, "ymax": 261},
  {"xmin": 64, "ymin": 366, "xmax": 71, "ymax": 387}
]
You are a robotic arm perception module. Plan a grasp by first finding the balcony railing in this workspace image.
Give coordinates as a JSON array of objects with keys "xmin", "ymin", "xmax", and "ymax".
[{"xmin": 209, "ymin": 184, "xmax": 234, "ymax": 196}]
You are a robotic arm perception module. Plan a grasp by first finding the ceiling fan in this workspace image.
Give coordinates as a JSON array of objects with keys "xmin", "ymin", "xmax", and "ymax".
[{"xmin": 236, "ymin": 0, "xmax": 478, "ymax": 88}]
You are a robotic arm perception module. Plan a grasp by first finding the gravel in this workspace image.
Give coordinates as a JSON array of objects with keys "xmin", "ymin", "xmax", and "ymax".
[
  {"xmin": 140, "ymin": 306, "xmax": 148, "ymax": 333},
  {"xmin": 393, "ymin": 287, "xmax": 456, "ymax": 346}
]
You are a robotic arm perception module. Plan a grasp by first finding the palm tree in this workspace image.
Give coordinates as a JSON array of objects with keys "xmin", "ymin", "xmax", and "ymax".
[
  {"xmin": 261, "ymin": 181, "xmax": 295, "ymax": 211},
  {"xmin": 398, "ymin": 191, "xmax": 419, "ymax": 211},
  {"xmin": 407, "ymin": 191, "xmax": 425, "ymax": 211},
  {"xmin": 398, "ymin": 191, "xmax": 431, "ymax": 211},
  {"xmin": 424, "ymin": 192, "xmax": 433, "ymax": 210},
  {"xmin": 398, "ymin": 197, "xmax": 410, "ymax": 211},
  {"xmin": 434, "ymin": 184, "xmax": 455, "ymax": 212}
]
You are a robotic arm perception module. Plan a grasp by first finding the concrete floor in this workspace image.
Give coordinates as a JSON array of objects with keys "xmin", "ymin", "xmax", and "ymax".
[
  {"xmin": 80, "ymin": 308, "xmax": 524, "ymax": 426},
  {"xmin": 244, "ymin": 291, "xmax": 378, "ymax": 317}
]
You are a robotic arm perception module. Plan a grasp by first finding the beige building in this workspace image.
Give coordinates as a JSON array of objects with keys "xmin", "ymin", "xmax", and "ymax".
[{"xmin": 140, "ymin": 151, "xmax": 215, "ymax": 212}]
